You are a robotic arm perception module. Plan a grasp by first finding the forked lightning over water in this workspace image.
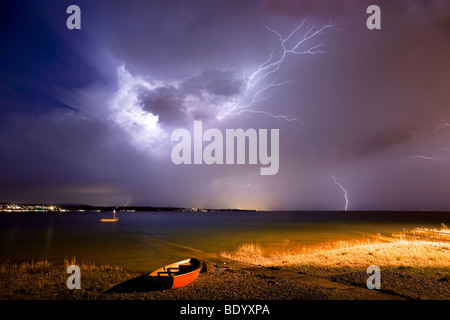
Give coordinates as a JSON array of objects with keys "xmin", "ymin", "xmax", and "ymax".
[{"xmin": 331, "ymin": 174, "xmax": 349, "ymax": 211}]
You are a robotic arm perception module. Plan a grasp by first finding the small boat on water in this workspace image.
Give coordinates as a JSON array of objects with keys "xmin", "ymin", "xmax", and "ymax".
[
  {"xmin": 148, "ymin": 257, "xmax": 203, "ymax": 289},
  {"xmin": 100, "ymin": 210, "xmax": 119, "ymax": 222}
]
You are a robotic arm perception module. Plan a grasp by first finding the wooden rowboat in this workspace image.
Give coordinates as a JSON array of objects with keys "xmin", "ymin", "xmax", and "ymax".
[
  {"xmin": 148, "ymin": 258, "xmax": 203, "ymax": 289},
  {"xmin": 104, "ymin": 257, "xmax": 205, "ymax": 293}
]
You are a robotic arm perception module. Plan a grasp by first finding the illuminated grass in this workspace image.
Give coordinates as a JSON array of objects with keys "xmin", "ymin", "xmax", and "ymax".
[{"xmin": 221, "ymin": 226, "xmax": 450, "ymax": 277}]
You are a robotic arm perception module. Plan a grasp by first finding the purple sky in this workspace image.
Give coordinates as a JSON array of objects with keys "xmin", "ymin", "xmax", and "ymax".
[{"xmin": 1, "ymin": 0, "xmax": 450, "ymax": 210}]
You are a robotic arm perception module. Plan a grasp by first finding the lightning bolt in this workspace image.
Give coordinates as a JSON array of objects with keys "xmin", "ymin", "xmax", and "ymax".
[
  {"xmin": 407, "ymin": 112, "xmax": 450, "ymax": 162},
  {"xmin": 123, "ymin": 196, "xmax": 132, "ymax": 207},
  {"xmin": 409, "ymin": 155, "xmax": 445, "ymax": 161},
  {"xmin": 108, "ymin": 20, "xmax": 336, "ymax": 155},
  {"xmin": 433, "ymin": 115, "xmax": 450, "ymax": 135},
  {"xmin": 331, "ymin": 174, "xmax": 349, "ymax": 211},
  {"xmin": 429, "ymin": 113, "xmax": 450, "ymax": 159},
  {"xmin": 217, "ymin": 20, "xmax": 336, "ymax": 123},
  {"xmin": 230, "ymin": 109, "xmax": 306, "ymax": 125}
]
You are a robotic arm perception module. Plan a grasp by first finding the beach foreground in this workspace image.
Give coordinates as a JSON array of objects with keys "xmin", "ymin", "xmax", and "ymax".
[
  {"xmin": 0, "ymin": 254, "xmax": 448, "ymax": 300},
  {"xmin": 2, "ymin": 226, "xmax": 449, "ymax": 300}
]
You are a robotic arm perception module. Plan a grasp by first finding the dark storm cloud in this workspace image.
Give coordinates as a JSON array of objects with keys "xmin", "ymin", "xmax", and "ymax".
[
  {"xmin": 266, "ymin": 0, "xmax": 346, "ymax": 18},
  {"xmin": 1, "ymin": 0, "xmax": 450, "ymax": 210},
  {"xmin": 82, "ymin": 0, "xmax": 271, "ymax": 79},
  {"xmin": 351, "ymin": 126, "xmax": 414, "ymax": 157},
  {"xmin": 183, "ymin": 71, "xmax": 245, "ymax": 97},
  {"xmin": 139, "ymin": 86, "xmax": 185, "ymax": 124},
  {"xmin": 138, "ymin": 70, "xmax": 245, "ymax": 125},
  {"xmin": 0, "ymin": 109, "xmax": 189, "ymax": 206},
  {"xmin": 266, "ymin": 0, "xmax": 450, "ymax": 21}
]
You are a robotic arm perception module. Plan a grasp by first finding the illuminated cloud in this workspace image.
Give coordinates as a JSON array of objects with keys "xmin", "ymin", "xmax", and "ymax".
[
  {"xmin": 108, "ymin": 66, "xmax": 166, "ymax": 153},
  {"xmin": 1, "ymin": 0, "xmax": 450, "ymax": 210}
]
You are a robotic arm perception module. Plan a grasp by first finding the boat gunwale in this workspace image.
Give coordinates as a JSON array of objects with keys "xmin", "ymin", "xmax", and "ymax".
[
  {"xmin": 172, "ymin": 266, "xmax": 202, "ymax": 278},
  {"xmin": 148, "ymin": 258, "xmax": 201, "ymax": 278}
]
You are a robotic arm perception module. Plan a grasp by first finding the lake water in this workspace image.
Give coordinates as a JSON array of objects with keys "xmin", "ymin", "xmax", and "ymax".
[{"xmin": 0, "ymin": 211, "xmax": 448, "ymax": 272}]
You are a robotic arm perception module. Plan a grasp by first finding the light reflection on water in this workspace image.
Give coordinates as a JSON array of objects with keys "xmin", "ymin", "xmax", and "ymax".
[{"xmin": 0, "ymin": 211, "xmax": 447, "ymax": 272}]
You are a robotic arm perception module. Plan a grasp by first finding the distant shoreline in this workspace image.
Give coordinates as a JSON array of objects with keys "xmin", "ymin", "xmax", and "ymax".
[
  {"xmin": 0, "ymin": 202, "xmax": 259, "ymax": 213},
  {"xmin": 2, "ymin": 202, "xmax": 450, "ymax": 214}
]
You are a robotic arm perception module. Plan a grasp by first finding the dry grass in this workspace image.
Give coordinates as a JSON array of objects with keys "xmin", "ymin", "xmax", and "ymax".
[
  {"xmin": 0, "ymin": 258, "xmax": 138, "ymax": 300},
  {"xmin": 392, "ymin": 223, "xmax": 450, "ymax": 243},
  {"xmin": 221, "ymin": 226, "xmax": 450, "ymax": 278},
  {"xmin": 0, "ymin": 259, "xmax": 52, "ymax": 274}
]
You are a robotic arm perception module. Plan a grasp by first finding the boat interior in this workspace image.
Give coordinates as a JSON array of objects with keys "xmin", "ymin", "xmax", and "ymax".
[{"xmin": 153, "ymin": 258, "xmax": 201, "ymax": 277}]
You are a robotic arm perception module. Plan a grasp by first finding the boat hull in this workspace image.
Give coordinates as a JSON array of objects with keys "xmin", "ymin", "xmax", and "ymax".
[
  {"xmin": 105, "ymin": 258, "xmax": 204, "ymax": 293},
  {"xmin": 172, "ymin": 268, "xmax": 201, "ymax": 289},
  {"xmin": 148, "ymin": 258, "xmax": 202, "ymax": 289}
]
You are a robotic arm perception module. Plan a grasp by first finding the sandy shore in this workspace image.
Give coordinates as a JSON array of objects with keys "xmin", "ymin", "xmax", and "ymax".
[
  {"xmin": 103, "ymin": 261, "xmax": 404, "ymax": 300},
  {"xmin": 1, "ymin": 257, "xmax": 448, "ymax": 300}
]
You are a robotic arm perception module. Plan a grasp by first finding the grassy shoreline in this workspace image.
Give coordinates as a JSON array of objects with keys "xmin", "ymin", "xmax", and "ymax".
[
  {"xmin": 220, "ymin": 228, "xmax": 450, "ymax": 299},
  {"xmin": 1, "ymin": 254, "xmax": 448, "ymax": 300},
  {"xmin": 1, "ymin": 228, "xmax": 449, "ymax": 300},
  {"xmin": 222, "ymin": 240, "xmax": 450, "ymax": 278},
  {"xmin": 0, "ymin": 258, "xmax": 141, "ymax": 300}
]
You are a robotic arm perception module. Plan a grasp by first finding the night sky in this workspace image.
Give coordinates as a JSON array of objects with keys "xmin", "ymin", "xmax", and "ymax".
[{"xmin": 1, "ymin": 0, "xmax": 450, "ymax": 210}]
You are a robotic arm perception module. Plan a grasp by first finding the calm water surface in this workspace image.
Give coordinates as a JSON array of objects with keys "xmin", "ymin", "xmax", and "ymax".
[{"xmin": 0, "ymin": 211, "xmax": 448, "ymax": 272}]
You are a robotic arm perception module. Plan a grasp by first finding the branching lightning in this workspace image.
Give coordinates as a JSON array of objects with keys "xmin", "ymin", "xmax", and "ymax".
[
  {"xmin": 409, "ymin": 155, "xmax": 445, "ymax": 161},
  {"xmin": 407, "ymin": 112, "xmax": 450, "ymax": 162},
  {"xmin": 217, "ymin": 20, "xmax": 336, "ymax": 123},
  {"xmin": 331, "ymin": 174, "xmax": 349, "ymax": 211},
  {"xmin": 108, "ymin": 20, "xmax": 336, "ymax": 155},
  {"xmin": 230, "ymin": 109, "xmax": 306, "ymax": 125},
  {"xmin": 433, "ymin": 115, "xmax": 450, "ymax": 135}
]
